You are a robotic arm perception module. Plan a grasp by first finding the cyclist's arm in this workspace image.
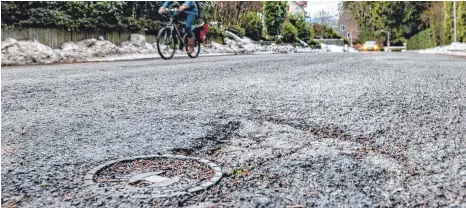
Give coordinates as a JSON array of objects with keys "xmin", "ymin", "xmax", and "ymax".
[
  {"xmin": 179, "ymin": 1, "xmax": 194, "ymax": 11},
  {"xmin": 182, "ymin": 1, "xmax": 194, "ymax": 8},
  {"xmin": 161, "ymin": 1, "xmax": 170, "ymax": 8}
]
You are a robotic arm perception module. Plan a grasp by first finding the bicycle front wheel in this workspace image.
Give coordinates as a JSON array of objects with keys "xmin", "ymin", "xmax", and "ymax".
[
  {"xmin": 157, "ymin": 27, "xmax": 177, "ymax": 60},
  {"xmin": 186, "ymin": 36, "xmax": 201, "ymax": 58}
]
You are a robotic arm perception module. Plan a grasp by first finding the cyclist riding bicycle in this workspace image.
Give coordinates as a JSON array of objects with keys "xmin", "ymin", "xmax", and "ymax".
[{"xmin": 159, "ymin": 1, "xmax": 198, "ymax": 54}]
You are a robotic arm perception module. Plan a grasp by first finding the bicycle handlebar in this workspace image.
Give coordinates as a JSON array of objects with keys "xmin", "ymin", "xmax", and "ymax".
[{"xmin": 166, "ymin": 8, "xmax": 178, "ymax": 12}]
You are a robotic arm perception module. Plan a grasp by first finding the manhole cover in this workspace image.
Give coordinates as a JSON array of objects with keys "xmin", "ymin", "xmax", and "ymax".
[{"xmin": 84, "ymin": 154, "xmax": 222, "ymax": 198}]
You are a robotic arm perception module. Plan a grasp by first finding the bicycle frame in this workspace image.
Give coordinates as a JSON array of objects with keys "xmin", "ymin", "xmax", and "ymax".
[{"xmin": 164, "ymin": 9, "xmax": 186, "ymax": 46}]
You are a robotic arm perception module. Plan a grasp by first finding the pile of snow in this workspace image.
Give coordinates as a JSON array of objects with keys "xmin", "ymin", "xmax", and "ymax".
[
  {"xmin": 1, "ymin": 38, "xmax": 60, "ymax": 65},
  {"xmin": 418, "ymin": 42, "xmax": 466, "ymax": 56},
  {"xmin": 202, "ymin": 38, "xmax": 308, "ymax": 55},
  {"xmin": 203, "ymin": 32, "xmax": 320, "ymax": 55},
  {"xmin": 320, "ymin": 44, "xmax": 359, "ymax": 53},
  {"xmin": 347, "ymin": 47, "xmax": 359, "ymax": 52},
  {"xmin": 298, "ymin": 39, "xmax": 308, "ymax": 47},
  {"xmin": 321, "ymin": 44, "xmax": 344, "ymax": 52},
  {"xmin": 2, "ymin": 35, "xmax": 157, "ymax": 66}
]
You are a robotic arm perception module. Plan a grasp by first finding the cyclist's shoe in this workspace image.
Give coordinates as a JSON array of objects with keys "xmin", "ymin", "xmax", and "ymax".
[{"xmin": 187, "ymin": 38, "xmax": 195, "ymax": 54}]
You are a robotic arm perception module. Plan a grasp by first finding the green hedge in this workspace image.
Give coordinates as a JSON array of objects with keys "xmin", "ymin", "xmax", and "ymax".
[
  {"xmin": 443, "ymin": 1, "xmax": 466, "ymax": 43},
  {"xmin": 1, "ymin": 1, "xmax": 214, "ymax": 33},
  {"xmin": 407, "ymin": 28, "xmax": 437, "ymax": 50},
  {"xmin": 1, "ymin": 1, "xmax": 165, "ymax": 32}
]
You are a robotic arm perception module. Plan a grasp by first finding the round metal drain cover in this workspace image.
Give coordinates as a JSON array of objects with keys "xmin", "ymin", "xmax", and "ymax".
[{"xmin": 84, "ymin": 154, "xmax": 222, "ymax": 198}]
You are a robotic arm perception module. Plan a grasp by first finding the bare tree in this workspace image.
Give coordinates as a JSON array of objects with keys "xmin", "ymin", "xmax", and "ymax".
[
  {"xmin": 213, "ymin": 1, "xmax": 264, "ymax": 26},
  {"xmin": 317, "ymin": 9, "xmax": 331, "ymax": 25}
]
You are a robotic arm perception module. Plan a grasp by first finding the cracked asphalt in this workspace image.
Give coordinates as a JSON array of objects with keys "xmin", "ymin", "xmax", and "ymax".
[{"xmin": 2, "ymin": 52, "xmax": 466, "ymax": 207}]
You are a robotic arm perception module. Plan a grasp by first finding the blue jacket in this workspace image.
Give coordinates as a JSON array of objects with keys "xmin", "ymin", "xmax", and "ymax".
[{"xmin": 162, "ymin": 1, "xmax": 198, "ymax": 16}]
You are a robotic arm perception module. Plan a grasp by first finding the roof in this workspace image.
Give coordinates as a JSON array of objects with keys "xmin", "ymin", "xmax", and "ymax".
[
  {"xmin": 288, "ymin": 1, "xmax": 307, "ymax": 8},
  {"xmin": 296, "ymin": 1, "xmax": 307, "ymax": 7},
  {"xmin": 287, "ymin": 1, "xmax": 307, "ymax": 15}
]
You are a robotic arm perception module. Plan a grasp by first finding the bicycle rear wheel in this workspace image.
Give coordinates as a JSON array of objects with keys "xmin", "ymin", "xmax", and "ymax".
[
  {"xmin": 157, "ymin": 27, "xmax": 177, "ymax": 60},
  {"xmin": 186, "ymin": 36, "xmax": 201, "ymax": 58}
]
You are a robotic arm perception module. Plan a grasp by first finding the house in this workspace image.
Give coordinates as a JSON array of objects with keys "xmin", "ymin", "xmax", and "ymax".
[
  {"xmin": 287, "ymin": 1, "xmax": 307, "ymax": 15},
  {"xmin": 287, "ymin": 1, "xmax": 311, "ymax": 23}
]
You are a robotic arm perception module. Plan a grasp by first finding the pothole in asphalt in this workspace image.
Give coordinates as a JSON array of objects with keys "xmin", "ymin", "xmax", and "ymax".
[
  {"xmin": 171, "ymin": 148, "xmax": 196, "ymax": 156},
  {"xmin": 84, "ymin": 155, "xmax": 222, "ymax": 199}
]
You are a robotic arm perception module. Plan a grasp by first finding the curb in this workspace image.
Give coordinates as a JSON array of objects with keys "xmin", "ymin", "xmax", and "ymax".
[
  {"xmin": 87, "ymin": 50, "xmax": 318, "ymax": 63},
  {"xmin": 1, "ymin": 50, "xmax": 319, "ymax": 67}
]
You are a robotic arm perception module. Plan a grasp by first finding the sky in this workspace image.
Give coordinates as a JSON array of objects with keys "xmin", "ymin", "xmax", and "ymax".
[{"xmin": 306, "ymin": 1, "xmax": 340, "ymax": 19}]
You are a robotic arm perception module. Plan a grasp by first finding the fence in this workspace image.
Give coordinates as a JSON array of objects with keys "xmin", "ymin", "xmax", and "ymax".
[
  {"xmin": 315, "ymin": 39, "xmax": 344, "ymax": 46},
  {"xmin": 1, "ymin": 28, "xmax": 158, "ymax": 49}
]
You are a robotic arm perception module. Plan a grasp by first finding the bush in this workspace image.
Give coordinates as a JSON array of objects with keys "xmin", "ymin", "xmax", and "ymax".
[
  {"xmin": 240, "ymin": 12, "xmax": 263, "ymax": 41},
  {"xmin": 265, "ymin": 35, "xmax": 276, "ymax": 41},
  {"xmin": 312, "ymin": 23, "xmax": 341, "ymax": 39},
  {"xmin": 343, "ymin": 38, "xmax": 349, "ymax": 45},
  {"xmin": 288, "ymin": 14, "xmax": 309, "ymax": 41},
  {"xmin": 281, "ymin": 21, "xmax": 298, "ymax": 43},
  {"xmin": 207, "ymin": 25, "xmax": 226, "ymax": 43},
  {"xmin": 307, "ymin": 39, "xmax": 321, "ymax": 49},
  {"xmin": 308, "ymin": 24, "xmax": 315, "ymax": 41},
  {"xmin": 407, "ymin": 28, "xmax": 436, "ymax": 50},
  {"xmin": 325, "ymin": 27, "xmax": 341, "ymax": 39},
  {"xmin": 275, "ymin": 38, "xmax": 283, "ymax": 44},
  {"xmin": 226, "ymin": 25, "xmax": 245, "ymax": 37}
]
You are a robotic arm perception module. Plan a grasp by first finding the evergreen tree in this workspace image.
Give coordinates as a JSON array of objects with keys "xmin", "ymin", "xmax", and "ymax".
[{"xmin": 263, "ymin": 1, "xmax": 287, "ymax": 36}]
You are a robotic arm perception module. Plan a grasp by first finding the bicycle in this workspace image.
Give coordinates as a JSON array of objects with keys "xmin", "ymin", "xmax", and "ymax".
[{"xmin": 156, "ymin": 8, "xmax": 201, "ymax": 60}]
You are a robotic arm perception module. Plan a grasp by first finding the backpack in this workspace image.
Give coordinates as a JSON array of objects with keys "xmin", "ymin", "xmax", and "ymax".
[
  {"xmin": 199, "ymin": 23, "xmax": 209, "ymax": 42},
  {"xmin": 195, "ymin": 23, "xmax": 209, "ymax": 43}
]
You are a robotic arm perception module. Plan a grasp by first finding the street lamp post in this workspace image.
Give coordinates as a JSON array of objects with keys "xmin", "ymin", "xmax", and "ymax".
[
  {"xmin": 350, "ymin": 31, "xmax": 353, "ymax": 47},
  {"xmin": 454, "ymin": 0, "xmax": 457, "ymax": 42},
  {"xmin": 381, "ymin": 30, "xmax": 390, "ymax": 52}
]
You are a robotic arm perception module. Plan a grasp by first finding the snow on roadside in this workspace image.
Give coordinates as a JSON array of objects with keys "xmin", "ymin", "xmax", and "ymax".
[
  {"xmin": 320, "ymin": 44, "xmax": 359, "ymax": 53},
  {"xmin": 322, "ymin": 44, "xmax": 344, "ymax": 52},
  {"xmin": 417, "ymin": 42, "xmax": 466, "ymax": 56},
  {"xmin": 88, "ymin": 52, "xmax": 237, "ymax": 62},
  {"xmin": 2, "ymin": 32, "xmax": 356, "ymax": 66}
]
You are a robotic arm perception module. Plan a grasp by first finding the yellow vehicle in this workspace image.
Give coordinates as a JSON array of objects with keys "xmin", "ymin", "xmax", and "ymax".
[{"xmin": 362, "ymin": 41, "xmax": 382, "ymax": 51}]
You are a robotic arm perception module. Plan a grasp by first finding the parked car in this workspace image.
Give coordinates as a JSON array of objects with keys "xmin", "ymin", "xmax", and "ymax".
[{"xmin": 362, "ymin": 41, "xmax": 382, "ymax": 51}]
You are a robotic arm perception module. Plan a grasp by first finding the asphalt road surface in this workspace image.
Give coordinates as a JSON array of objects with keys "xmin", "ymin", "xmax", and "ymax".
[{"xmin": 2, "ymin": 53, "xmax": 466, "ymax": 207}]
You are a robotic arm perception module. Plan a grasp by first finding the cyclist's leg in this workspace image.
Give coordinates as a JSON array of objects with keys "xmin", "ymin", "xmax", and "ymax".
[
  {"xmin": 173, "ymin": 12, "xmax": 184, "ymax": 21},
  {"xmin": 172, "ymin": 12, "xmax": 187, "ymax": 50},
  {"xmin": 185, "ymin": 14, "xmax": 196, "ymax": 38},
  {"xmin": 186, "ymin": 13, "xmax": 196, "ymax": 54}
]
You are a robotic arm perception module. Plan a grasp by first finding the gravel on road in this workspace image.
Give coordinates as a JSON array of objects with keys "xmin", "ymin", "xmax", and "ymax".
[{"xmin": 2, "ymin": 53, "xmax": 466, "ymax": 207}]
